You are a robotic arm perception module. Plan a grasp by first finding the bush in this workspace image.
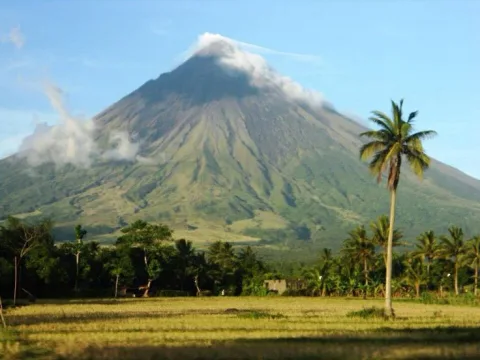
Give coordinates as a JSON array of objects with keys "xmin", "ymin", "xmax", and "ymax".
[
  {"xmin": 281, "ymin": 289, "xmax": 309, "ymax": 296},
  {"xmin": 237, "ymin": 311, "xmax": 285, "ymax": 320},
  {"xmin": 419, "ymin": 292, "xmax": 479, "ymax": 306},
  {"xmin": 346, "ymin": 306, "xmax": 385, "ymax": 319}
]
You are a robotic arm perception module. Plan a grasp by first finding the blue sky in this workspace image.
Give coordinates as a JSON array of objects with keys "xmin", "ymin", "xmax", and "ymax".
[{"xmin": 0, "ymin": 0, "xmax": 479, "ymax": 178}]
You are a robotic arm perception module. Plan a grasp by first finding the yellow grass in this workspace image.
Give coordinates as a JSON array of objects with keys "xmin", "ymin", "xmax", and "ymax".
[
  {"xmin": 2, "ymin": 297, "xmax": 480, "ymax": 359},
  {"xmin": 229, "ymin": 210, "xmax": 288, "ymax": 232}
]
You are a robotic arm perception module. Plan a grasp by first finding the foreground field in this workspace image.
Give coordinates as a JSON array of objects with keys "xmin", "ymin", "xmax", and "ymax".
[{"xmin": 2, "ymin": 297, "xmax": 480, "ymax": 359}]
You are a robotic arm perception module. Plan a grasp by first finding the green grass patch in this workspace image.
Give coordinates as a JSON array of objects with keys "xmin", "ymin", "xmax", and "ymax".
[
  {"xmin": 346, "ymin": 306, "xmax": 385, "ymax": 319},
  {"xmin": 236, "ymin": 310, "xmax": 286, "ymax": 320}
]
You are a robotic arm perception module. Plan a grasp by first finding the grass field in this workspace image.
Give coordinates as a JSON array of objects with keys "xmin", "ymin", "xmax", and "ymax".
[{"xmin": 2, "ymin": 297, "xmax": 480, "ymax": 359}]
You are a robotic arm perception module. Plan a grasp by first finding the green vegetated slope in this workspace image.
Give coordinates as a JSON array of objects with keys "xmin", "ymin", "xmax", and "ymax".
[{"xmin": 1, "ymin": 52, "xmax": 480, "ymax": 251}]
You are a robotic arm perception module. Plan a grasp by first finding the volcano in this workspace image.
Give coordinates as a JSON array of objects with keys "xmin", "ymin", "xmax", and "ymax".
[{"xmin": 1, "ymin": 34, "xmax": 480, "ymax": 250}]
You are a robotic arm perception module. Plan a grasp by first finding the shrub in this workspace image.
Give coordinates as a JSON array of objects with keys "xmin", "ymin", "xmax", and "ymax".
[
  {"xmin": 237, "ymin": 311, "xmax": 285, "ymax": 320},
  {"xmin": 346, "ymin": 306, "xmax": 386, "ymax": 319}
]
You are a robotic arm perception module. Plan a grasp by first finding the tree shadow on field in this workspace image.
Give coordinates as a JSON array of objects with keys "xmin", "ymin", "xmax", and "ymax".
[
  {"xmin": 0, "ymin": 329, "xmax": 55, "ymax": 360},
  {"xmin": 58, "ymin": 326, "xmax": 480, "ymax": 360},
  {"xmin": 7, "ymin": 308, "xmax": 253, "ymax": 326}
]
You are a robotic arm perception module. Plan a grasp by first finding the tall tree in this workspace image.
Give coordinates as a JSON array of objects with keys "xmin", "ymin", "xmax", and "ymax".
[
  {"xmin": 73, "ymin": 225, "xmax": 87, "ymax": 292},
  {"xmin": 370, "ymin": 215, "xmax": 403, "ymax": 266},
  {"xmin": 207, "ymin": 241, "xmax": 238, "ymax": 294},
  {"xmin": 1, "ymin": 216, "xmax": 54, "ymax": 305},
  {"xmin": 359, "ymin": 99, "xmax": 436, "ymax": 317},
  {"xmin": 318, "ymin": 248, "xmax": 334, "ymax": 296},
  {"xmin": 402, "ymin": 256, "xmax": 427, "ymax": 298},
  {"xmin": 174, "ymin": 239, "xmax": 196, "ymax": 291},
  {"xmin": 462, "ymin": 236, "xmax": 480, "ymax": 296},
  {"xmin": 116, "ymin": 220, "xmax": 173, "ymax": 296},
  {"xmin": 106, "ymin": 247, "xmax": 134, "ymax": 298},
  {"xmin": 412, "ymin": 230, "xmax": 439, "ymax": 287},
  {"xmin": 440, "ymin": 226, "xmax": 466, "ymax": 295},
  {"xmin": 342, "ymin": 226, "xmax": 375, "ymax": 298}
]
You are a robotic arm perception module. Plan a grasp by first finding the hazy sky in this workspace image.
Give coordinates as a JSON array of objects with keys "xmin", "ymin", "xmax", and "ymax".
[{"xmin": 0, "ymin": 0, "xmax": 478, "ymax": 178}]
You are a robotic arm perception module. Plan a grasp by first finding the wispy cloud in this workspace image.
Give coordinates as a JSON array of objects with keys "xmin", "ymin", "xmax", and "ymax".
[
  {"xmin": 0, "ymin": 108, "xmax": 57, "ymax": 159},
  {"xmin": 0, "ymin": 26, "xmax": 25, "ymax": 49},
  {"xmin": 17, "ymin": 80, "xmax": 144, "ymax": 168},
  {"xmin": 234, "ymin": 40, "xmax": 322, "ymax": 66},
  {"xmin": 0, "ymin": 58, "xmax": 34, "ymax": 73}
]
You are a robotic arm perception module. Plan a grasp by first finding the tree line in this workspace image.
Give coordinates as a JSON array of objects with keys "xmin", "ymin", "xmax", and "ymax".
[
  {"xmin": 0, "ymin": 214, "xmax": 479, "ymax": 305},
  {"xmin": 0, "ymin": 218, "xmax": 269, "ymax": 304}
]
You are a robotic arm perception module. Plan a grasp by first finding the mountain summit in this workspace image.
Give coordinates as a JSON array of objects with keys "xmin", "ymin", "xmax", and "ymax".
[{"xmin": 1, "ymin": 33, "xmax": 480, "ymax": 249}]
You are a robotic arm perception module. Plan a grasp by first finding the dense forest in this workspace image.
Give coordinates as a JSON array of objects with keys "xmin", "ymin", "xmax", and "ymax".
[{"xmin": 1, "ymin": 214, "xmax": 479, "ymax": 304}]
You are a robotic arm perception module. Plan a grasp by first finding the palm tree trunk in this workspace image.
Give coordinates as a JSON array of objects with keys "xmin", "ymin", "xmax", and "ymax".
[
  {"xmin": 385, "ymin": 189, "xmax": 397, "ymax": 318},
  {"xmin": 114, "ymin": 274, "xmax": 119, "ymax": 298},
  {"xmin": 426, "ymin": 261, "xmax": 430, "ymax": 290},
  {"xmin": 475, "ymin": 262, "xmax": 478, "ymax": 297},
  {"xmin": 415, "ymin": 282, "xmax": 420, "ymax": 298},
  {"xmin": 75, "ymin": 251, "xmax": 80, "ymax": 292},
  {"xmin": 194, "ymin": 275, "xmax": 201, "ymax": 296},
  {"xmin": 454, "ymin": 262, "xmax": 459, "ymax": 295},
  {"xmin": 13, "ymin": 256, "xmax": 18, "ymax": 306},
  {"xmin": 363, "ymin": 257, "xmax": 368, "ymax": 299}
]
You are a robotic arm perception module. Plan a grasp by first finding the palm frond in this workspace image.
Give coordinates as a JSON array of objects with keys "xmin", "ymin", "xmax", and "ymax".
[
  {"xmin": 404, "ymin": 149, "xmax": 431, "ymax": 178},
  {"xmin": 391, "ymin": 100, "xmax": 403, "ymax": 128},
  {"xmin": 407, "ymin": 110, "xmax": 419, "ymax": 123},
  {"xmin": 368, "ymin": 149, "xmax": 389, "ymax": 182},
  {"xmin": 369, "ymin": 111, "xmax": 395, "ymax": 132},
  {"xmin": 359, "ymin": 141, "xmax": 387, "ymax": 161},
  {"xmin": 359, "ymin": 129, "xmax": 390, "ymax": 141},
  {"xmin": 384, "ymin": 142, "xmax": 402, "ymax": 162},
  {"xmin": 404, "ymin": 130, "xmax": 438, "ymax": 143},
  {"xmin": 400, "ymin": 121, "xmax": 413, "ymax": 138}
]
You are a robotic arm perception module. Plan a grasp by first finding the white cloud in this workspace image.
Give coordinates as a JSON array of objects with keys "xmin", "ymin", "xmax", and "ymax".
[
  {"xmin": 102, "ymin": 131, "xmax": 140, "ymax": 162},
  {"xmin": 1, "ymin": 26, "xmax": 25, "ymax": 49},
  {"xmin": 234, "ymin": 40, "xmax": 322, "ymax": 66},
  {"xmin": 187, "ymin": 33, "xmax": 325, "ymax": 108},
  {"xmin": 18, "ymin": 80, "xmax": 141, "ymax": 168}
]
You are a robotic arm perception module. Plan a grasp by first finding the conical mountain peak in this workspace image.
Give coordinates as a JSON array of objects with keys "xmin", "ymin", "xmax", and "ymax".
[{"xmin": 2, "ymin": 33, "xmax": 480, "ymax": 249}]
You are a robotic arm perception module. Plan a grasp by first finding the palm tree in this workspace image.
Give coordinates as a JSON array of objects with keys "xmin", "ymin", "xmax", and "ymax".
[
  {"xmin": 412, "ymin": 230, "xmax": 439, "ymax": 287},
  {"xmin": 402, "ymin": 256, "xmax": 427, "ymax": 298},
  {"xmin": 462, "ymin": 236, "xmax": 480, "ymax": 296},
  {"xmin": 303, "ymin": 267, "xmax": 323, "ymax": 296},
  {"xmin": 318, "ymin": 248, "xmax": 333, "ymax": 296},
  {"xmin": 439, "ymin": 226, "xmax": 466, "ymax": 295},
  {"xmin": 359, "ymin": 99, "xmax": 437, "ymax": 317},
  {"xmin": 175, "ymin": 239, "xmax": 195, "ymax": 291},
  {"xmin": 342, "ymin": 225, "xmax": 375, "ymax": 298},
  {"xmin": 370, "ymin": 215, "xmax": 403, "ymax": 266}
]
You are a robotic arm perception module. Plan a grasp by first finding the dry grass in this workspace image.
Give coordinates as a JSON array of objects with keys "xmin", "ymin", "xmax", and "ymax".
[
  {"xmin": 229, "ymin": 211, "xmax": 288, "ymax": 232},
  {"xmin": 2, "ymin": 297, "xmax": 480, "ymax": 359}
]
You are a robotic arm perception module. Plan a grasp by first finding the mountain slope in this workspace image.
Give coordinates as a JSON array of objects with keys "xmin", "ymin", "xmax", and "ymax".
[{"xmin": 1, "ymin": 35, "xmax": 480, "ymax": 249}]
